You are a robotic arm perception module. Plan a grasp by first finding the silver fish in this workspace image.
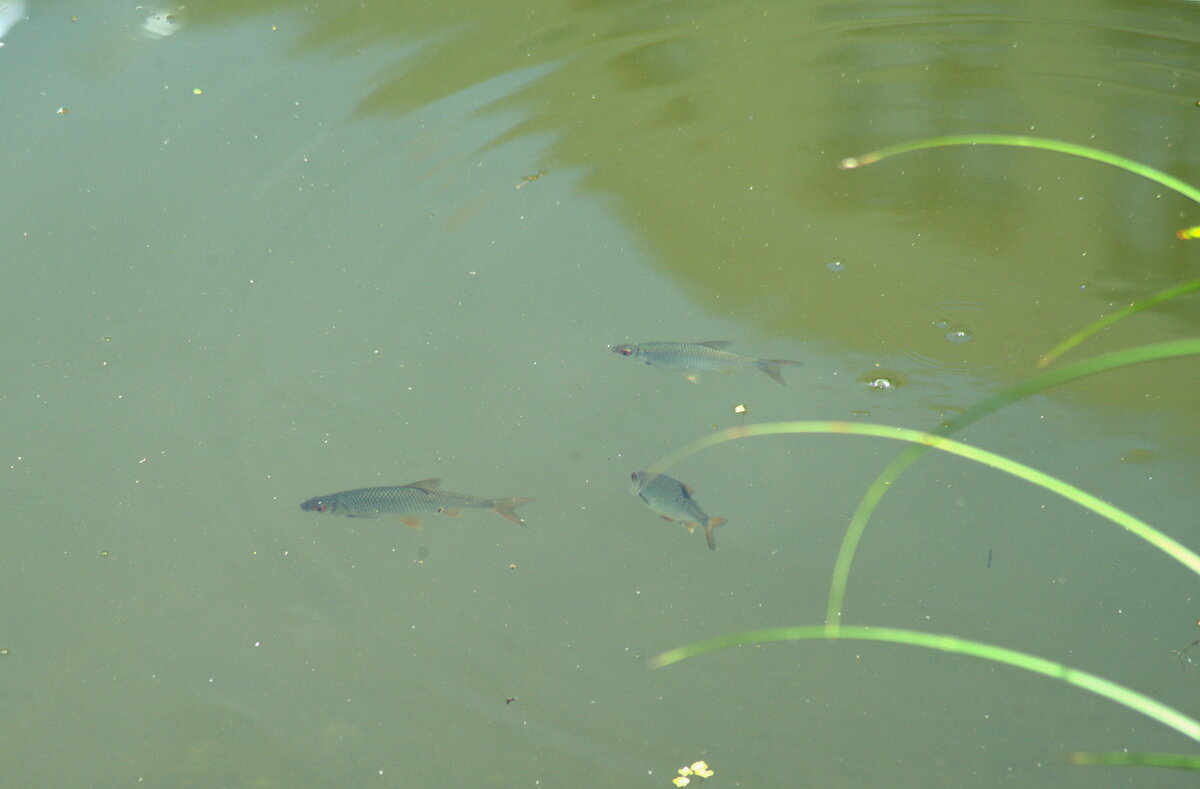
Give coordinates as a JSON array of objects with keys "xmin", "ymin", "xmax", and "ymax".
[
  {"xmin": 300, "ymin": 479, "xmax": 531, "ymax": 528},
  {"xmin": 611, "ymin": 340, "xmax": 800, "ymax": 384},
  {"xmin": 630, "ymin": 471, "xmax": 726, "ymax": 550}
]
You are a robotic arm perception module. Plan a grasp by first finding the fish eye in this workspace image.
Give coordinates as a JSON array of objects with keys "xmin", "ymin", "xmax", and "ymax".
[
  {"xmin": 617, "ymin": 346, "xmax": 633, "ymax": 356},
  {"xmin": 314, "ymin": 503, "xmax": 326, "ymax": 512}
]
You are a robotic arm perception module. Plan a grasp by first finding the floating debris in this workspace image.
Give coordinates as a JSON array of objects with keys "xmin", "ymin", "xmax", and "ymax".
[
  {"xmin": 142, "ymin": 6, "xmax": 184, "ymax": 38},
  {"xmin": 673, "ymin": 760, "xmax": 714, "ymax": 786},
  {"xmin": 515, "ymin": 171, "xmax": 546, "ymax": 189}
]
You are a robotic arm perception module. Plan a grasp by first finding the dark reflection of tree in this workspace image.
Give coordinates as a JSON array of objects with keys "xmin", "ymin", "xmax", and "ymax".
[{"xmin": 197, "ymin": 0, "xmax": 1199, "ymax": 388}]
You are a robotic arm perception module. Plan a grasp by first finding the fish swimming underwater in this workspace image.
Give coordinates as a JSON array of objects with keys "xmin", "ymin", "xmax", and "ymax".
[
  {"xmin": 611, "ymin": 340, "xmax": 800, "ymax": 384},
  {"xmin": 300, "ymin": 479, "xmax": 531, "ymax": 528},
  {"xmin": 630, "ymin": 471, "xmax": 726, "ymax": 550}
]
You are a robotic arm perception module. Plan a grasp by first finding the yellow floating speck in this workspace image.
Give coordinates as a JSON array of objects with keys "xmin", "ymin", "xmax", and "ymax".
[
  {"xmin": 192, "ymin": 88, "xmax": 202, "ymax": 95},
  {"xmin": 672, "ymin": 777, "xmax": 690, "ymax": 787}
]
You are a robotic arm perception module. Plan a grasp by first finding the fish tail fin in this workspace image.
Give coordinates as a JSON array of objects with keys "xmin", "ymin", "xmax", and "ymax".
[
  {"xmin": 491, "ymin": 497, "xmax": 533, "ymax": 526},
  {"xmin": 704, "ymin": 517, "xmax": 727, "ymax": 550},
  {"xmin": 756, "ymin": 358, "xmax": 802, "ymax": 384}
]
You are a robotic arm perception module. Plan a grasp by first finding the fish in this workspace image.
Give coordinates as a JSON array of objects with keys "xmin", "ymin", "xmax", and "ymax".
[
  {"xmin": 630, "ymin": 471, "xmax": 726, "ymax": 550},
  {"xmin": 611, "ymin": 340, "xmax": 800, "ymax": 384},
  {"xmin": 299, "ymin": 479, "xmax": 531, "ymax": 528}
]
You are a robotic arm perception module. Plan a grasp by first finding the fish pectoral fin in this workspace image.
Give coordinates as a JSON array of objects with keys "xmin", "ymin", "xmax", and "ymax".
[
  {"xmin": 408, "ymin": 479, "xmax": 442, "ymax": 492},
  {"xmin": 438, "ymin": 507, "xmax": 463, "ymax": 517},
  {"xmin": 680, "ymin": 482, "xmax": 695, "ymax": 497},
  {"xmin": 399, "ymin": 516, "xmax": 421, "ymax": 529},
  {"xmin": 682, "ymin": 522, "xmax": 697, "ymax": 533},
  {"xmin": 659, "ymin": 515, "xmax": 675, "ymax": 522}
]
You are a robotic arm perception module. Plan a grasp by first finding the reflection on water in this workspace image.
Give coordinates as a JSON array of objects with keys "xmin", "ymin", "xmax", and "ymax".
[
  {"xmin": 0, "ymin": 0, "xmax": 25, "ymax": 43},
  {"xmin": 5, "ymin": 1, "xmax": 1200, "ymax": 787},
  {"xmin": 175, "ymin": 0, "xmax": 1200, "ymax": 413},
  {"xmin": 343, "ymin": 0, "xmax": 1200, "ymax": 388}
]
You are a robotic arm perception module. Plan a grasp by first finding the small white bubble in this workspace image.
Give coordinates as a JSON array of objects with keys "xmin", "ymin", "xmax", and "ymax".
[
  {"xmin": 945, "ymin": 325, "xmax": 974, "ymax": 344},
  {"xmin": 826, "ymin": 259, "xmax": 845, "ymax": 272}
]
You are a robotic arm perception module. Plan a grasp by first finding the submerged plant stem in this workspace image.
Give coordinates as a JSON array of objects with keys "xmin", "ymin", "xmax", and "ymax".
[
  {"xmin": 825, "ymin": 339, "xmax": 1200, "ymax": 627},
  {"xmin": 646, "ymin": 421, "xmax": 1200, "ymax": 605},
  {"xmin": 1068, "ymin": 751, "xmax": 1200, "ymax": 770},
  {"xmin": 651, "ymin": 626, "xmax": 1200, "ymax": 744},
  {"xmin": 1038, "ymin": 279, "xmax": 1200, "ymax": 367}
]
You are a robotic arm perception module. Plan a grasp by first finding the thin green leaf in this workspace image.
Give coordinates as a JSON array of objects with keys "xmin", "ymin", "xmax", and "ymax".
[
  {"xmin": 838, "ymin": 134, "xmax": 1200, "ymax": 205},
  {"xmin": 646, "ymin": 420, "xmax": 1200, "ymax": 589},
  {"xmin": 1038, "ymin": 279, "xmax": 1200, "ymax": 367},
  {"xmin": 825, "ymin": 340, "xmax": 1200, "ymax": 627},
  {"xmin": 651, "ymin": 625, "xmax": 1200, "ymax": 743},
  {"xmin": 1068, "ymin": 751, "xmax": 1200, "ymax": 770}
]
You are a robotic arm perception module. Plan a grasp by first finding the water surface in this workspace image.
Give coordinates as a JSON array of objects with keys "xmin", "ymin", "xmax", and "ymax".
[{"xmin": 3, "ymin": 1, "xmax": 1199, "ymax": 786}]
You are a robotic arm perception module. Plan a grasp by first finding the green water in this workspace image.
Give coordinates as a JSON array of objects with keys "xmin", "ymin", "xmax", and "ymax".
[{"xmin": 3, "ymin": 1, "xmax": 1198, "ymax": 786}]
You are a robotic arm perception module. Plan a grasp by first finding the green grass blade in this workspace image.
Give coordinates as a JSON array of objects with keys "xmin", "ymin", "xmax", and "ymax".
[
  {"xmin": 646, "ymin": 421, "xmax": 1200, "ymax": 588},
  {"xmin": 1038, "ymin": 279, "xmax": 1200, "ymax": 367},
  {"xmin": 650, "ymin": 625, "xmax": 1200, "ymax": 743},
  {"xmin": 825, "ymin": 339, "xmax": 1200, "ymax": 627},
  {"xmin": 841, "ymin": 137, "xmax": 1200, "ymax": 361},
  {"xmin": 1068, "ymin": 751, "xmax": 1200, "ymax": 770},
  {"xmin": 838, "ymin": 134, "xmax": 1200, "ymax": 206}
]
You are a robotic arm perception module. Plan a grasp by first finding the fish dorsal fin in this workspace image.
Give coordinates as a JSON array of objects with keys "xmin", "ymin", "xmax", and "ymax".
[
  {"xmin": 680, "ymin": 482, "xmax": 695, "ymax": 497},
  {"xmin": 698, "ymin": 341, "xmax": 731, "ymax": 349},
  {"xmin": 408, "ymin": 478, "xmax": 442, "ymax": 492}
]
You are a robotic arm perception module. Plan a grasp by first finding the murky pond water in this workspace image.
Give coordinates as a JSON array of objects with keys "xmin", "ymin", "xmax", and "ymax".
[{"xmin": 3, "ymin": 1, "xmax": 1199, "ymax": 786}]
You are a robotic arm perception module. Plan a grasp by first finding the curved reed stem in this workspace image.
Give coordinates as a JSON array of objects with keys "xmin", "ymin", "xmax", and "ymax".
[
  {"xmin": 822, "ymin": 340, "xmax": 1200, "ymax": 627},
  {"xmin": 1038, "ymin": 279, "xmax": 1200, "ymax": 367},
  {"xmin": 839, "ymin": 134, "xmax": 1200, "ymax": 206},
  {"xmin": 651, "ymin": 625, "xmax": 1200, "ymax": 743},
  {"xmin": 646, "ymin": 420, "xmax": 1200, "ymax": 627},
  {"xmin": 1068, "ymin": 751, "xmax": 1200, "ymax": 770}
]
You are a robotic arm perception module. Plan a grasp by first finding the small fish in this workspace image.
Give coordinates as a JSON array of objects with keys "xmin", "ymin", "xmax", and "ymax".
[
  {"xmin": 300, "ymin": 479, "xmax": 531, "ymax": 528},
  {"xmin": 630, "ymin": 471, "xmax": 726, "ymax": 550},
  {"xmin": 611, "ymin": 340, "xmax": 801, "ymax": 384}
]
